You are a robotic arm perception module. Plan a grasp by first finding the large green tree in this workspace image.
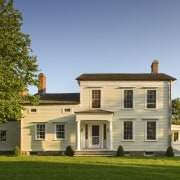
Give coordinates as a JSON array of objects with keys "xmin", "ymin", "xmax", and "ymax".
[{"xmin": 0, "ymin": 0, "xmax": 39, "ymax": 123}]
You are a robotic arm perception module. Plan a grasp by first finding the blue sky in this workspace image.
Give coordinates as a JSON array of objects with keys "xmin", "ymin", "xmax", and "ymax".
[{"xmin": 14, "ymin": 0, "xmax": 180, "ymax": 98}]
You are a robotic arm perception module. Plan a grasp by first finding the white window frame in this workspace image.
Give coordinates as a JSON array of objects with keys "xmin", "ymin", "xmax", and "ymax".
[
  {"xmin": 122, "ymin": 89, "xmax": 135, "ymax": 109},
  {"xmin": 0, "ymin": 130, "xmax": 7, "ymax": 141},
  {"xmin": 145, "ymin": 120, "xmax": 158, "ymax": 141},
  {"xmin": 122, "ymin": 120, "xmax": 135, "ymax": 141},
  {"xmin": 29, "ymin": 107, "xmax": 39, "ymax": 113},
  {"xmin": 54, "ymin": 124, "xmax": 66, "ymax": 140},
  {"xmin": 145, "ymin": 89, "xmax": 158, "ymax": 109},
  {"xmin": 90, "ymin": 89, "xmax": 102, "ymax": 109},
  {"xmin": 35, "ymin": 124, "xmax": 46, "ymax": 140}
]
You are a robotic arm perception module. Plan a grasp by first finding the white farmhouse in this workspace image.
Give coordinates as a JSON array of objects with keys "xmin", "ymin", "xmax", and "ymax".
[{"xmin": 1, "ymin": 60, "xmax": 176, "ymax": 156}]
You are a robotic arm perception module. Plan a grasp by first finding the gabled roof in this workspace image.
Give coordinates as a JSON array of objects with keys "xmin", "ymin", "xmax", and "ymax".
[
  {"xmin": 38, "ymin": 93, "xmax": 80, "ymax": 105},
  {"xmin": 76, "ymin": 73, "xmax": 176, "ymax": 81}
]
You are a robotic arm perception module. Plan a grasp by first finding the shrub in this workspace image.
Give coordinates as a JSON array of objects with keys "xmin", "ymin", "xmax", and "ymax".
[
  {"xmin": 116, "ymin": 145, "xmax": 124, "ymax": 156},
  {"xmin": 166, "ymin": 146, "xmax": 174, "ymax": 157},
  {"xmin": 14, "ymin": 146, "xmax": 21, "ymax": 156},
  {"xmin": 65, "ymin": 145, "xmax": 74, "ymax": 156}
]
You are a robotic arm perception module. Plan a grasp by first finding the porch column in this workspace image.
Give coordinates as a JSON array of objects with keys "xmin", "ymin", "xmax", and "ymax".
[
  {"xmin": 77, "ymin": 120, "xmax": 81, "ymax": 150},
  {"xmin": 109, "ymin": 121, "xmax": 113, "ymax": 150}
]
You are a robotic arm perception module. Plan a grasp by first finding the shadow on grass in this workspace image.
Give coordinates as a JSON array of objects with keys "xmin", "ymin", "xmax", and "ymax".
[{"xmin": 0, "ymin": 157, "xmax": 180, "ymax": 180}]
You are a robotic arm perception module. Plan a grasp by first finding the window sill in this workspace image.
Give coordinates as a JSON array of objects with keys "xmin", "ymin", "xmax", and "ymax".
[
  {"xmin": 144, "ymin": 108, "xmax": 158, "ymax": 111},
  {"xmin": 122, "ymin": 140, "xmax": 135, "ymax": 142},
  {"xmin": 173, "ymin": 142, "xmax": 180, "ymax": 144},
  {"xmin": 53, "ymin": 139, "xmax": 66, "ymax": 141},
  {"xmin": 121, "ymin": 108, "xmax": 134, "ymax": 111},
  {"xmin": 35, "ymin": 139, "xmax": 46, "ymax": 141}
]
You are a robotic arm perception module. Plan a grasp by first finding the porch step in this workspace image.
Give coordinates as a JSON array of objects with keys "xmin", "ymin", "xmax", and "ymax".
[{"xmin": 74, "ymin": 150, "xmax": 115, "ymax": 157}]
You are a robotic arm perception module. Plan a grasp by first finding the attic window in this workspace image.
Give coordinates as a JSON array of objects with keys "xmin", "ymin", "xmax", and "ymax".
[
  {"xmin": 63, "ymin": 108, "xmax": 72, "ymax": 113},
  {"xmin": 29, "ymin": 108, "xmax": 38, "ymax": 113}
]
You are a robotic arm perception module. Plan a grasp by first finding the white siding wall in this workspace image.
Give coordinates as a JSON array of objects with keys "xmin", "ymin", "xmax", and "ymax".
[
  {"xmin": 22, "ymin": 105, "xmax": 80, "ymax": 152},
  {"xmin": 79, "ymin": 80, "xmax": 170, "ymax": 152},
  {"xmin": 22, "ymin": 80, "xmax": 171, "ymax": 153},
  {"xmin": 0, "ymin": 121, "xmax": 20, "ymax": 151}
]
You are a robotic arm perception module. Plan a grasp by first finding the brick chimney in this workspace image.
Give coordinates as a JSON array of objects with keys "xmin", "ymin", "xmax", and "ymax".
[
  {"xmin": 151, "ymin": 60, "xmax": 159, "ymax": 74},
  {"xmin": 38, "ymin": 73, "xmax": 46, "ymax": 94},
  {"xmin": 19, "ymin": 90, "xmax": 27, "ymax": 96}
]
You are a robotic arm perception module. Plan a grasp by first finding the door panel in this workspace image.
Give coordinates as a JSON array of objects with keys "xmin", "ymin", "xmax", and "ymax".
[{"xmin": 92, "ymin": 125, "xmax": 100, "ymax": 146}]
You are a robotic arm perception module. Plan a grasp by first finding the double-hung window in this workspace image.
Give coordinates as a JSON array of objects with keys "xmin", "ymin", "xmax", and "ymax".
[
  {"xmin": 123, "ymin": 121, "xmax": 134, "ymax": 141},
  {"xmin": 145, "ymin": 121, "xmax": 157, "ymax": 141},
  {"xmin": 55, "ymin": 124, "xmax": 65, "ymax": 140},
  {"xmin": 0, "ymin": 131, "xmax": 6, "ymax": 141},
  {"xmin": 92, "ymin": 90, "xmax": 101, "ymax": 108},
  {"xmin": 123, "ymin": 90, "xmax": 133, "ymax": 109},
  {"xmin": 36, "ymin": 124, "xmax": 46, "ymax": 140},
  {"xmin": 146, "ymin": 90, "xmax": 157, "ymax": 109}
]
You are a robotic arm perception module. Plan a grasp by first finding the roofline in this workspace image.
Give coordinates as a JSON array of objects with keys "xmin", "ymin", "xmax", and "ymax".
[
  {"xmin": 23, "ymin": 101, "xmax": 80, "ymax": 105},
  {"xmin": 76, "ymin": 73, "xmax": 176, "ymax": 81}
]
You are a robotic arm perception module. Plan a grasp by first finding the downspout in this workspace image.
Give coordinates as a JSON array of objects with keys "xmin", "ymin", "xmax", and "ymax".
[{"xmin": 168, "ymin": 81, "xmax": 172, "ymax": 147}]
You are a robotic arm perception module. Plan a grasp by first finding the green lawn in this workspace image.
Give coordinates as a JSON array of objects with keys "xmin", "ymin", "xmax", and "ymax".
[{"xmin": 0, "ymin": 156, "xmax": 180, "ymax": 180}]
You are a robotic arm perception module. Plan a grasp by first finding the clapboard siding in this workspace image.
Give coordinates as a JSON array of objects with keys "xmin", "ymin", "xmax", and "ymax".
[
  {"xmin": 21, "ymin": 105, "xmax": 79, "ymax": 152},
  {"xmin": 80, "ymin": 81, "xmax": 170, "ymax": 111},
  {"xmin": 0, "ymin": 121, "xmax": 20, "ymax": 151},
  {"xmin": 21, "ymin": 77, "xmax": 172, "ymax": 153},
  {"xmin": 79, "ymin": 80, "xmax": 170, "ymax": 152}
]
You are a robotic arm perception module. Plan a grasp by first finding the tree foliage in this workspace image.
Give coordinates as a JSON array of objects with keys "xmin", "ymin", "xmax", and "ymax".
[
  {"xmin": 0, "ymin": 0, "xmax": 39, "ymax": 123},
  {"xmin": 172, "ymin": 98, "xmax": 180, "ymax": 125}
]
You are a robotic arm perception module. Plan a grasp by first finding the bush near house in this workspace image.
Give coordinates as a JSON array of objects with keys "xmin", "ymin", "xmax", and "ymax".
[
  {"xmin": 65, "ymin": 145, "xmax": 74, "ymax": 156},
  {"xmin": 116, "ymin": 145, "xmax": 124, "ymax": 156},
  {"xmin": 14, "ymin": 146, "xmax": 21, "ymax": 156},
  {"xmin": 166, "ymin": 146, "xmax": 174, "ymax": 157}
]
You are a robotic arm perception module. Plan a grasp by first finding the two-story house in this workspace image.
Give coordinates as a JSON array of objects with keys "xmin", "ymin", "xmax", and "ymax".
[
  {"xmin": 18, "ymin": 60, "xmax": 176, "ymax": 156},
  {"xmin": 1, "ymin": 60, "xmax": 175, "ymax": 155}
]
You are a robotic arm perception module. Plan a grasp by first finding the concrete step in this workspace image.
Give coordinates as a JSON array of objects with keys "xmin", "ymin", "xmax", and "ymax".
[{"xmin": 74, "ymin": 150, "xmax": 115, "ymax": 157}]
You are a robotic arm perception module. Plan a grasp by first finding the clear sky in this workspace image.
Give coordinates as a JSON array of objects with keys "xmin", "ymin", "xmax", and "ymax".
[{"xmin": 14, "ymin": 0, "xmax": 180, "ymax": 98}]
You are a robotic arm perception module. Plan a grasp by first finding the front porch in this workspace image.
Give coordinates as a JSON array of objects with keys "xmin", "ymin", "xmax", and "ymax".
[{"xmin": 75, "ymin": 109, "xmax": 114, "ymax": 151}]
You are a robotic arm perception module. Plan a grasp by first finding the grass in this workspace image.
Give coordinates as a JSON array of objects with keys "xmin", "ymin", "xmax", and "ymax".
[{"xmin": 0, "ymin": 156, "xmax": 180, "ymax": 180}]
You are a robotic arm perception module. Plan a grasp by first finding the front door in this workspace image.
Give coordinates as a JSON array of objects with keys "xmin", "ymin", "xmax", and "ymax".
[{"xmin": 91, "ymin": 125, "xmax": 100, "ymax": 148}]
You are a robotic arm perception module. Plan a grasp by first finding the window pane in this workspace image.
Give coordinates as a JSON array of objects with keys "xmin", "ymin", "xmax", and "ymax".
[
  {"xmin": 36, "ymin": 124, "xmax": 45, "ymax": 140},
  {"xmin": 85, "ymin": 124, "xmax": 88, "ymax": 140},
  {"xmin": 56, "ymin": 124, "xmax": 65, "ymax": 139},
  {"xmin": 147, "ymin": 121, "xmax": 156, "ymax": 140},
  {"xmin": 124, "ymin": 90, "xmax": 133, "ymax": 108},
  {"xmin": 104, "ymin": 124, "xmax": 106, "ymax": 140},
  {"xmin": 147, "ymin": 90, "xmax": 156, "ymax": 108},
  {"xmin": 0, "ymin": 131, "xmax": 6, "ymax": 141},
  {"xmin": 123, "ymin": 121, "xmax": 133, "ymax": 140},
  {"xmin": 92, "ymin": 90, "xmax": 101, "ymax": 108},
  {"xmin": 174, "ymin": 132, "xmax": 179, "ymax": 142}
]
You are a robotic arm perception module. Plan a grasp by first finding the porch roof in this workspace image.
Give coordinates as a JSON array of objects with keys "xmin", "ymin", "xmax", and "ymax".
[{"xmin": 75, "ymin": 109, "xmax": 114, "ymax": 114}]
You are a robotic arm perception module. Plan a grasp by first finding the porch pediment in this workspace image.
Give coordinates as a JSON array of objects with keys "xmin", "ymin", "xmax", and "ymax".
[{"xmin": 75, "ymin": 109, "xmax": 113, "ymax": 122}]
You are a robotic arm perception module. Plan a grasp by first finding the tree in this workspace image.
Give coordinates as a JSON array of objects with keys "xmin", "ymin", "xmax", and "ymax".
[
  {"xmin": 172, "ymin": 98, "xmax": 180, "ymax": 125},
  {"xmin": 0, "ymin": 0, "xmax": 39, "ymax": 123}
]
